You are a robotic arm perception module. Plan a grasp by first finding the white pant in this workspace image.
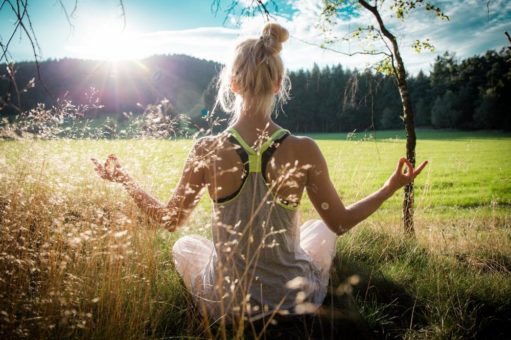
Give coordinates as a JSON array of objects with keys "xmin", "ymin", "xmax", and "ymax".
[{"xmin": 172, "ymin": 219, "xmax": 338, "ymax": 290}]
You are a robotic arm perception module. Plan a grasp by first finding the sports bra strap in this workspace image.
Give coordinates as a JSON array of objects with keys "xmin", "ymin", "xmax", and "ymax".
[
  {"xmin": 261, "ymin": 132, "xmax": 289, "ymax": 181},
  {"xmin": 228, "ymin": 128, "xmax": 290, "ymax": 173},
  {"xmin": 215, "ymin": 128, "xmax": 291, "ymax": 205}
]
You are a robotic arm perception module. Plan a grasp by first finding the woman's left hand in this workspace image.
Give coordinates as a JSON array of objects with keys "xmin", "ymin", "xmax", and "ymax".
[{"xmin": 91, "ymin": 154, "xmax": 129, "ymax": 184}]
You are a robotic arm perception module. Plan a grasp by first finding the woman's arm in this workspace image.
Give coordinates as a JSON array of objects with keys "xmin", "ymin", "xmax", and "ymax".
[
  {"xmin": 91, "ymin": 142, "xmax": 206, "ymax": 232},
  {"xmin": 303, "ymin": 138, "xmax": 427, "ymax": 235}
]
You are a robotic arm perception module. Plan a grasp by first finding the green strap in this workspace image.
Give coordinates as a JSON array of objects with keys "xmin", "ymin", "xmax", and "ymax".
[
  {"xmin": 228, "ymin": 128, "xmax": 256, "ymax": 155},
  {"xmin": 228, "ymin": 127, "xmax": 289, "ymax": 173},
  {"xmin": 260, "ymin": 129, "xmax": 289, "ymax": 154}
]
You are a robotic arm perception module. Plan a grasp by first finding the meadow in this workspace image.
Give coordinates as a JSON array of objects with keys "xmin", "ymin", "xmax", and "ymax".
[{"xmin": 0, "ymin": 129, "xmax": 510, "ymax": 339}]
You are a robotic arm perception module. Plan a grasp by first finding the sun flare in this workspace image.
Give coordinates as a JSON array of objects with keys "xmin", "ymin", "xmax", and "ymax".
[{"xmin": 66, "ymin": 22, "xmax": 148, "ymax": 61}]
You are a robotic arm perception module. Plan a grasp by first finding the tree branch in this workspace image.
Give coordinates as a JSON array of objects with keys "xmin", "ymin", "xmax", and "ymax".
[
  {"xmin": 211, "ymin": 0, "xmax": 276, "ymax": 24},
  {"xmin": 358, "ymin": 0, "xmax": 397, "ymax": 45},
  {"xmin": 254, "ymin": 0, "xmax": 271, "ymax": 20},
  {"xmin": 291, "ymin": 34, "xmax": 391, "ymax": 58},
  {"xmin": 2, "ymin": 0, "xmax": 42, "ymax": 79},
  {"xmin": 118, "ymin": 0, "xmax": 127, "ymax": 29},
  {"xmin": 58, "ymin": 0, "xmax": 76, "ymax": 31}
]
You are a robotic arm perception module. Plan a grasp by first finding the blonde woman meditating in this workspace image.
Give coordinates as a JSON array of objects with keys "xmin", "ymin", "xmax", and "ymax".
[{"xmin": 92, "ymin": 23, "xmax": 427, "ymax": 323}]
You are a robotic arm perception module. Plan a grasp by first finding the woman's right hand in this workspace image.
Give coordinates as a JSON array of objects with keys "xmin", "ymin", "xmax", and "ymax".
[
  {"xmin": 91, "ymin": 154, "xmax": 129, "ymax": 184},
  {"xmin": 384, "ymin": 157, "xmax": 428, "ymax": 194}
]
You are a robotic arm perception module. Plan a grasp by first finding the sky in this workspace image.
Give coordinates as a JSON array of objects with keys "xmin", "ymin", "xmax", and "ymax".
[{"xmin": 1, "ymin": 0, "xmax": 510, "ymax": 74}]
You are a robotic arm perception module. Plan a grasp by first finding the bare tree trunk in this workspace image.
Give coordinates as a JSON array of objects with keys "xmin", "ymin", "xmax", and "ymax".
[{"xmin": 359, "ymin": 0, "xmax": 416, "ymax": 235}]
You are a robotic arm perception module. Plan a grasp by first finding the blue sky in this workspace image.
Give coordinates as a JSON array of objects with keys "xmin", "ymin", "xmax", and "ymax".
[{"xmin": 1, "ymin": 0, "xmax": 510, "ymax": 74}]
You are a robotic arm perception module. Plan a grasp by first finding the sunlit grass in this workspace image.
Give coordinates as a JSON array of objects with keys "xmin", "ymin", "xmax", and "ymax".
[{"xmin": 0, "ymin": 130, "xmax": 510, "ymax": 338}]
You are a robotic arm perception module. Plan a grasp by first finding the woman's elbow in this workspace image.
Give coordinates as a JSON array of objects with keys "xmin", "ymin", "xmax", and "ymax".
[
  {"xmin": 329, "ymin": 218, "xmax": 357, "ymax": 235},
  {"xmin": 160, "ymin": 210, "xmax": 180, "ymax": 232},
  {"xmin": 336, "ymin": 222, "xmax": 356, "ymax": 235}
]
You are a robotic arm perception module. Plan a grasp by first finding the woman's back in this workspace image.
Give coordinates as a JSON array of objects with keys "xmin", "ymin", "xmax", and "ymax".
[
  {"xmin": 194, "ymin": 126, "xmax": 331, "ymax": 321},
  {"xmin": 201, "ymin": 125, "xmax": 312, "ymax": 208}
]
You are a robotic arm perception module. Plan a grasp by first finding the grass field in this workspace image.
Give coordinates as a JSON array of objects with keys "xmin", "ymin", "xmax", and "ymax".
[{"xmin": 0, "ymin": 129, "xmax": 510, "ymax": 339}]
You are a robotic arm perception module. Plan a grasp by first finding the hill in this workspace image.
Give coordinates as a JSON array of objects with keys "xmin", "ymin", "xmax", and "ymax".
[{"xmin": 0, "ymin": 55, "xmax": 221, "ymax": 121}]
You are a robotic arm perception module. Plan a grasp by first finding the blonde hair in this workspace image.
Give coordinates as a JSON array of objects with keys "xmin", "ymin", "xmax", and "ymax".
[{"xmin": 216, "ymin": 23, "xmax": 291, "ymax": 122}]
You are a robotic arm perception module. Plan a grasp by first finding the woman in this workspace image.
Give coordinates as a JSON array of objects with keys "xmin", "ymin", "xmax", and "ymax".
[{"xmin": 92, "ymin": 23, "xmax": 427, "ymax": 323}]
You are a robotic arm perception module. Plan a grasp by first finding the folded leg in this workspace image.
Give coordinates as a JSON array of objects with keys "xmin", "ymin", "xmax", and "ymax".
[
  {"xmin": 172, "ymin": 235, "xmax": 214, "ymax": 290},
  {"xmin": 300, "ymin": 220, "xmax": 337, "ymax": 285}
]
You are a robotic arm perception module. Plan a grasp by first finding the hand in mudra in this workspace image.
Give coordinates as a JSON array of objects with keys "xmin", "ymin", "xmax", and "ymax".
[
  {"xmin": 385, "ymin": 157, "xmax": 428, "ymax": 193},
  {"xmin": 91, "ymin": 154, "xmax": 128, "ymax": 183}
]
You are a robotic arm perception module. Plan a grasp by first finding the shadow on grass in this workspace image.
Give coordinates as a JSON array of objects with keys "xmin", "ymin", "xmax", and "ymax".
[
  {"xmin": 329, "ymin": 250, "xmax": 511, "ymax": 340},
  {"xmin": 238, "ymin": 252, "xmax": 418, "ymax": 340},
  {"xmin": 241, "ymin": 289, "xmax": 373, "ymax": 339},
  {"xmin": 330, "ymin": 254, "xmax": 427, "ymax": 340},
  {"xmin": 469, "ymin": 297, "xmax": 511, "ymax": 340}
]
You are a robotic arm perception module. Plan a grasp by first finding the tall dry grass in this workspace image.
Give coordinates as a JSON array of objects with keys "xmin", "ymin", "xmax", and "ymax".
[
  {"xmin": 0, "ymin": 140, "xmax": 196, "ymax": 338},
  {"xmin": 0, "ymin": 136, "xmax": 368, "ymax": 339}
]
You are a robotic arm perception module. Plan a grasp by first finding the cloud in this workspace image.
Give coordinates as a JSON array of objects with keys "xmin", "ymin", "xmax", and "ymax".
[
  {"xmin": 232, "ymin": 2, "xmax": 384, "ymax": 71},
  {"xmin": 64, "ymin": 26, "xmax": 241, "ymax": 62},
  {"xmin": 376, "ymin": 0, "xmax": 511, "ymax": 72},
  {"xmin": 239, "ymin": 0, "xmax": 511, "ymax": 73},
  {"xmin": 63, "ymin": 0, "xmax": 511, "ymax": 74}
]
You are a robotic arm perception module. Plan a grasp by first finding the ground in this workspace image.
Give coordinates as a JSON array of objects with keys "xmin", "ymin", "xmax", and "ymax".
[{"xmin": 0, "ymin": 129, "xmax": 509, "ymax": 338}]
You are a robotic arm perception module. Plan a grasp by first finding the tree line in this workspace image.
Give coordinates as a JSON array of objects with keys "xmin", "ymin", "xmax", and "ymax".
[
  {"xmin": 273, "ymin": 48, "xmax": 510, "ymax": 132},
  {"xmin": 1, "ymin": 48, "xmax": 510, "ymax": 135}
]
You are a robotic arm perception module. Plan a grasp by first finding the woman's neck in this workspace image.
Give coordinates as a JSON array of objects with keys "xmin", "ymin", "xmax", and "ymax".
[{"xmin": 231, "ymin": 112, "xmax": 280, "ymax": 145}]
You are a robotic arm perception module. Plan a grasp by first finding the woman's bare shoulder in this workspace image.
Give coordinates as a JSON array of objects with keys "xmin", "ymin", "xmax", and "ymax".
[
  {"xmin": 285, "ymin": 134, "xmax": 321, "ymax": 152},
  {"xmin": 282, "ymin": 134, "xmax": 323, "ymax": 163},
  {"xmin": 192, "ymin": 133, "xmax": 230, "ymax": 153}
]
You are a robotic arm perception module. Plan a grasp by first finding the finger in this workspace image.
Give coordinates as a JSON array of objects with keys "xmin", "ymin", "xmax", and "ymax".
[
  {"xmin": 107, "ymin": 154, "xmax": 122, "ymax": 168},
  {"xmin": 396, "ymin": 157, "xmax": 406, "ymax": 173},
  {"xmin": 413, "ymin": 160, "xmax": 428, "ymax": 178},
  {"xmin": 91, "ymin": 158, "xmax": 111, "ymax": 179},
  {"xmin": 403, "ymin": 159, "xmax": 414, "ymax": 177},
  {"xmin": 93, "ymin": 165, "xmax": 107, "ymax": 179}
]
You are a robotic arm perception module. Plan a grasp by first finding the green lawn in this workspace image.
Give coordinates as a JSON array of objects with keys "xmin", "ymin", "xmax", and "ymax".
[{"xmin": 0, "ymin": 129, "xmax": 510, "ymax": 339}]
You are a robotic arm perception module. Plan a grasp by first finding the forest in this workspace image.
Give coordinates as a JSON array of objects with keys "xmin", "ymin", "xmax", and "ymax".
[{"xmin": 1, "ymin": 47, "xmax": 510, "ymax": 135}]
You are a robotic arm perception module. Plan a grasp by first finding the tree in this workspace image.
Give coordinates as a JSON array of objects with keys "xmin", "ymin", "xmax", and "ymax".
[
  {"xmin": 321, "ymin": 0, "xmax": 448, "ymax": 235},
  {"xmin": 428, "ymin": 48, "xmax": 511, "ymax": 131}
]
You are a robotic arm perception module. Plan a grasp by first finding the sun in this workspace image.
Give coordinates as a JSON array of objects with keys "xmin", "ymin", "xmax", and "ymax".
[{"xmin": 66, "ymin": 21, "xmax": 148, "ymax": 61}]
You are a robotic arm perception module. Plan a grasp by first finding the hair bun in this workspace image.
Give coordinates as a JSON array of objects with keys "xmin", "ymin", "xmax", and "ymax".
[{"xmin": 261, "ymin": 23, "xmax": 289, "ymax": 55}]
